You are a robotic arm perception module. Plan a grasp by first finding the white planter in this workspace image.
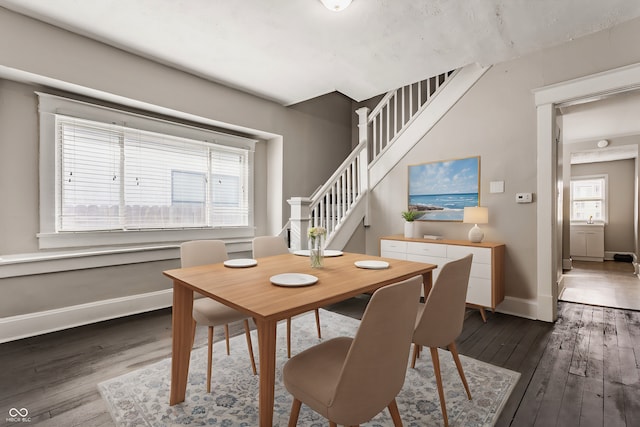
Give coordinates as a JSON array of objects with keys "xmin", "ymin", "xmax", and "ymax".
[{"xmin": 404, "ymin": 221, "xmax": 416, "ymax": 239}]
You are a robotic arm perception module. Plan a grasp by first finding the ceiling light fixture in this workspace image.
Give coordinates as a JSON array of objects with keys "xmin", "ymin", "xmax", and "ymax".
[
  {"xmin": 597, "ymin": 139, "xmax": 609, "ymax": 148},
  {"xmin": 320, "ymin": 0, "xmax": 353, "ymax": 12}
]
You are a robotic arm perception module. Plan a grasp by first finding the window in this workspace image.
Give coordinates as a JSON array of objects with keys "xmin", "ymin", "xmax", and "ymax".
[
  {"xmin": 570, "ymin": 175, "xmax": 607, "ymax": 222},
  {"xmin": 38, "ymin": 93, "xmax": 256, "ymax": 249}
]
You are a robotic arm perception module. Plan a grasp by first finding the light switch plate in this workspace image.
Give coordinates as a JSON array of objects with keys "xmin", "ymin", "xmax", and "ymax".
[{"xmin": 490, "ymin": 181, "xmax": 505, "ymax": 193}]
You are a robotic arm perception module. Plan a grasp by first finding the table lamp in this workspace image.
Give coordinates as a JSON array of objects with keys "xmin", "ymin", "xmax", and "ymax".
[{"xmin": 463, "ymin": 206, "xmax": 488, "ymax": 243}]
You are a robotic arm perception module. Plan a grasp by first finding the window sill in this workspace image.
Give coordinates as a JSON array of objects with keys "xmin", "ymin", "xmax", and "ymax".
[{"xmin": 0, "ymin": 239, "xmax": 252, "ymax": 278}]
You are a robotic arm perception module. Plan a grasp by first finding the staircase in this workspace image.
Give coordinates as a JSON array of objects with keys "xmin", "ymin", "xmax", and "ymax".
[{"xmin": 288, "ymin": 63, "xmax": 490, "ymax": 250}]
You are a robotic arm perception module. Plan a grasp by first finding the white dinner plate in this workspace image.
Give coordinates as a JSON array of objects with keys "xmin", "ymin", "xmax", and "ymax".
[
  {"xmin": 354, "ymin": 260, "xmax": 390, "ymax": 270},
  {"xmin": 224, "ymin": 258, "xmax": 258, "ymax": 268},
  {"xmin": 293, "ymin": 249, "xmax": 344, "ymax": 257},
  {"xmin": 270, "ymin": 273, "xmax": 319, "ymax": 287}
]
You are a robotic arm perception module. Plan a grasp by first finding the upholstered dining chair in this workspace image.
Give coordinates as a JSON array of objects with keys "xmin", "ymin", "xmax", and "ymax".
[
  {"xmin": 411, "ymin": 253, "xmax": 473, "ymax": 427},
  {"xmin": 283, "ymin": 275, "xmax": 422, "ymax": 427},
  {"xmin": 180, "ymin": 240, "xmax": 257, "ymax": 393},
  {"xmin": 252, "ymin": 235, "xmax": 322, "ymax": 358}
]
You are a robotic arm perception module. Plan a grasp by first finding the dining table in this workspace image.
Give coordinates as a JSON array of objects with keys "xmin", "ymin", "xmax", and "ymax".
[{"xmin": 163, "ymin": 250, "xmax": 436, "ymax": 426}]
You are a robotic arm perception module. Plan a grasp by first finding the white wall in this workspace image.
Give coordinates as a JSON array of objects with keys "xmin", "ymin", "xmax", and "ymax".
[
  {"xmin": 362, "ymin": 16, "xmax": 640, "ymax": 317},
  {"xmin": 0, "ymin": 8, "xmax": 352, "ymax": 336}
]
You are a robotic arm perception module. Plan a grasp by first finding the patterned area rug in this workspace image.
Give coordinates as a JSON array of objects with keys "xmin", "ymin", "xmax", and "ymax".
[{"xmin": 99, "ymin": 309, "xmax": 519, "ymax": 426}]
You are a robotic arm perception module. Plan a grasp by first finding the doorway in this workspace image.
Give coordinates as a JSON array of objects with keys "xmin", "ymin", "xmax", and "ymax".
[
  {"xmin": 556, "ymin": 92, "xmax": 640, "ymax": 311},
  {"xmin": 534, "ymin": 62, "xmax": 640, "ymax": 322}
]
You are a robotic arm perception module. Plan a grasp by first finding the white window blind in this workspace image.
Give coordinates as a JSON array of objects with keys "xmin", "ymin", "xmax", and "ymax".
[{"xmin": 57, "ymin": 115, "xmax": 249, "ymax": 232}]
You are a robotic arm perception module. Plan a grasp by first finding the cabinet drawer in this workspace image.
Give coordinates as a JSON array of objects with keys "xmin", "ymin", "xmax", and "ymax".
[
  {"xmin": 406, "ymin": 253, "xmax": 444, "ymax": 268},
  {"xmin": 407, "ymin": 241, "xmax": 447, "ymax": 257},
  {"xmin": 380, "ymin": 239, "xmax": 407, "ymax": 255},
  {"xmin": 447, "ymin": 245, "xmax": 491, "ymax": 264},
  {"xmin": 382, "ymin": 250, "xmax": 407, "ymax": 260},
  {"xmin": 466, "ymin": 277, "xmax": 492, "ymax": 307}
]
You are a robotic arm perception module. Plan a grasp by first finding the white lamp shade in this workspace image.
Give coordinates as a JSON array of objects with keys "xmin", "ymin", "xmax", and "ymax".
[
  {"xmin": 320, "ymin": 0, "xmax": 353, "ymax": 11},
  {"xmin": 463, "ymin": 206, "xmax": 488, "ymax": 224}
]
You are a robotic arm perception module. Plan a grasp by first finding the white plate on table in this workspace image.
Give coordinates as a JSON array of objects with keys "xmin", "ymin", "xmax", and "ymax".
[
  {"xmin": 270, "ymin": 273, "xmax": 318, "ymax": 287},
  {"xmin": 224, "ymin": 258, "xmax": 258, "ymax": 268},
  {"xmin": 293, "ymin": 249, "xmax": 344, "ymax": 257},
  {"xmin": 354, "ymin": 260, "xmax": 390, "ymax": 270}
]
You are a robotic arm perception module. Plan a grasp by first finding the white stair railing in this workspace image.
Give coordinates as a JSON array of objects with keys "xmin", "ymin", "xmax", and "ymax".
[
  {"xmin": 308, "ymin": 141, "xmax": 368, "ymax": 244},
  {"xmin": 366, "ymin": 70, "xmax": 458, "ymax": 164},
  {"xmin": 288, "ymin": 68, "xmax": 471, "ymax": 250}
]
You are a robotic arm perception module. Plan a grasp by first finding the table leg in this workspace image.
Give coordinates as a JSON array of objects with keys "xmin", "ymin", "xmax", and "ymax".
[
  {"xmin": 422, "ymin": 270, "xmax": 433, "ymax": 298},
  {"xmin": 170, "ymin": 281, "xmax": 194, "ymax": 406},
  {"xmin": 256, "ymin": 318, "xmax": 277, "ymax": 427}
]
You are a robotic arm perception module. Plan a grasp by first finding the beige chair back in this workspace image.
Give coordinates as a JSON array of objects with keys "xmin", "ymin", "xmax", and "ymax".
[
  {"xmin": 328, "ymin": 275, "xmax": 422, "ymax": 424},
  {"xmin": 181, "ymin": 240, "xmax": 229, "ymax": 299},
  {"xmin": 413, "ymin": 254, "xmax": 473, "ymax": 348},
  {"xmin": 180, "ymin": 240, "xmax": 228, "ymax": 268},
  {"xmin": 252, "ymin": 235, "xmax": 289, "ymax": 258}
]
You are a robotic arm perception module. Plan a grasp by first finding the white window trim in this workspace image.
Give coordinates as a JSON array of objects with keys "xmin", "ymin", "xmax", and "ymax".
[
  {"xmin": 570, "ymin": 174, "xmax": 609, "ymax": 224},
  {"xmin": 37, "ymin": 92, "xmax": 257, "ymax": 249}
]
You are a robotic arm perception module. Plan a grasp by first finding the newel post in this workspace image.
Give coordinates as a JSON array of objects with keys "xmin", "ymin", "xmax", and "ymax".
[
  {"xmin": 356, "ymin": 107, "xmax": 370, "ymax": 226},
  {"xmin": 287, "ymin": 197, "xmax": 312, "ymax": 251}
]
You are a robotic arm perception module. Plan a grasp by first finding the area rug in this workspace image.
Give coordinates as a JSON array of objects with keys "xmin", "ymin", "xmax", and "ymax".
[{"xmin": 99, "ymin": 310, "xmax": 519, "ymax": 426}]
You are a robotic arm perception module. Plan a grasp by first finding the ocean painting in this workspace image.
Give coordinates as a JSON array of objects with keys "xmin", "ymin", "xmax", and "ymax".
[{"xmin": 408, "ymin": 157, "xmax": 479, "ymax": 221}]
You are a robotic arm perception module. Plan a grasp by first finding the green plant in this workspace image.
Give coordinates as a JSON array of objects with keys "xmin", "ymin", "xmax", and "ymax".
[{"xmin": 401, "ymin": 210, "xmax": 420, "ymax": 222}]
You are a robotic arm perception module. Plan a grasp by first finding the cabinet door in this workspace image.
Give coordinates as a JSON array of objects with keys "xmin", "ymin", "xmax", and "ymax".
[
  {"xmin": 446, "ymin": 245, "xmax": 493, "ymax": 307},
  {"xmin": 466, "ymin": 277, "xmax": 492, "ymax": 307},
  {"xmin": 570, "ymin": 230, "xmax": 587, "ymax": 257},
  {"xmin": 585, "ymin": 231, "xmax": 604, "ymax": 258}
]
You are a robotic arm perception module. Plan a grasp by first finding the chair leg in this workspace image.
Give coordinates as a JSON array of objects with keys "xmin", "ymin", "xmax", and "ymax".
[
  {"xmin": 388, "ymin": 398, "xmax": 404, "ymax": 427},
  {"xmin": 314, "ymin": 308, "xmax": 322, "ymax": 338},
  {"xmin": 244, "ymin": 319, "xmax": 258, "ymax": 375},
  {"xmin": 429, "ymin": 347, "xmax": 449, "ymax": 427},
  {"xmin": 410, "ymin": 343, "xmax": 420, "ymax": 369},
  {"xmin": 224, "ymin": 324, "xmax": 231, "ymax": 355},
  {"xmin": 288, "ymin": 398, "xmax": 302, "ymax": 427},
  {"xmin": 191, "ymin": 318, "xmax": 197, "ymax": 349},
  {"xmin": 448, "ymin": 342, "xmax": 472, "ymax": 400},
  {"xmin": 207, "ymin": 326, "xmax": 214, "ymax": 393},
  {"xmin": 286, "ymin": 317, "xmax": 292, "ymax": 358}
]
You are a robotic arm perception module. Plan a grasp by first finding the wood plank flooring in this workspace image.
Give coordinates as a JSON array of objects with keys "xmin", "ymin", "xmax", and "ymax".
[
  {"xmin": 560, "ymin": 260, "xmax": 640, "ymax": 311},
  {"xmin": 1, "ymin": 295, "xmax": 639, "ymax": 426}
]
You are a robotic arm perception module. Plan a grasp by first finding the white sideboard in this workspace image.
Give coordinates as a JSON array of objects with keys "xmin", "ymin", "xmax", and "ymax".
[
  {"xmin": 380, "ymin": 235, "xmax": 505, "ymax": 322},
  {"xmin": 569, "ymin": 224, "xmax": 604, "ymax": 262}
]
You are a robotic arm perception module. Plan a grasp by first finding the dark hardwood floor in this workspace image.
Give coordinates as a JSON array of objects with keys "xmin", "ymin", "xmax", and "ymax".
[{"xmin": 1, "ymin": 295, "xmax": 639, "ymax": 426}]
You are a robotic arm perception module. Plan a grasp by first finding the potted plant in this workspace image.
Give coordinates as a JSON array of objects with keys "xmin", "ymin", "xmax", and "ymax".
[{"xmin": 401, "ymin": 210, "xmax": 420, "ymax": 238}]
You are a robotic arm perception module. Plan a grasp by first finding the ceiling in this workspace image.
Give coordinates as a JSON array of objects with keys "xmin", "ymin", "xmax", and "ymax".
[{"xmin": 2, "ymin": 0, "xmax": 640, "ymax": 106}]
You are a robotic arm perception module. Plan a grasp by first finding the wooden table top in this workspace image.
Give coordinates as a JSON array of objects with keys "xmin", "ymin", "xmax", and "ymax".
[{"xmin": 163, "ymin": 252, "xmax": 435, "ymax": 321}]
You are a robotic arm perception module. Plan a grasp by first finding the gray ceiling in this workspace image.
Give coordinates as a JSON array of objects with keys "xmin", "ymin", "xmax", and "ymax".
[{"xmin": 2, "ymin": 0, "xmax": 640, "ymax": 105}]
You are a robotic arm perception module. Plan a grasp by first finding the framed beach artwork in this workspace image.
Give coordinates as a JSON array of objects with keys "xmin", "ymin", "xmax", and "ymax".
[{"xmin": 408, "ymin": 156, "xmax": 480, "ymax": 221}]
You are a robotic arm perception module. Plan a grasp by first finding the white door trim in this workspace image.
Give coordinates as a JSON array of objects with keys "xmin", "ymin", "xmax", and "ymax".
[{"xmin": 533, "ymin": 62, "xmax": 640, "ymax": 322}]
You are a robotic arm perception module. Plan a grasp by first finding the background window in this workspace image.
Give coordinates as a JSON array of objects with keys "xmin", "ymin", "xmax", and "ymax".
[{"xmin": 570, "ymin": 175, "xmax": 607, "ymax": 222}]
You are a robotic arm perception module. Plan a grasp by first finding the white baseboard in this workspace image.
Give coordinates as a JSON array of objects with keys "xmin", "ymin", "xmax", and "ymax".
[
  {"xmin": 0, "ymin": 289, "xmax": 173, "ymax": 344},
  {"xmin": 495, "ymin": 296, "xmax": 539, "ymax": 320}
]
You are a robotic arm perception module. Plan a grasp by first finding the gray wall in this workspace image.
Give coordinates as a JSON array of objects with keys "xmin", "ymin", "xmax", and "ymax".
[
  {"xmin": 0, "ymin": 8, "xmax": 352, "ymax": 318},
  {"xmin": 571, "ymin": 159, "xmax": 635, "ymax": 253},
  {"xmin": 361, "ymin": 16, "xmax": 640, "ymax": 307}
]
